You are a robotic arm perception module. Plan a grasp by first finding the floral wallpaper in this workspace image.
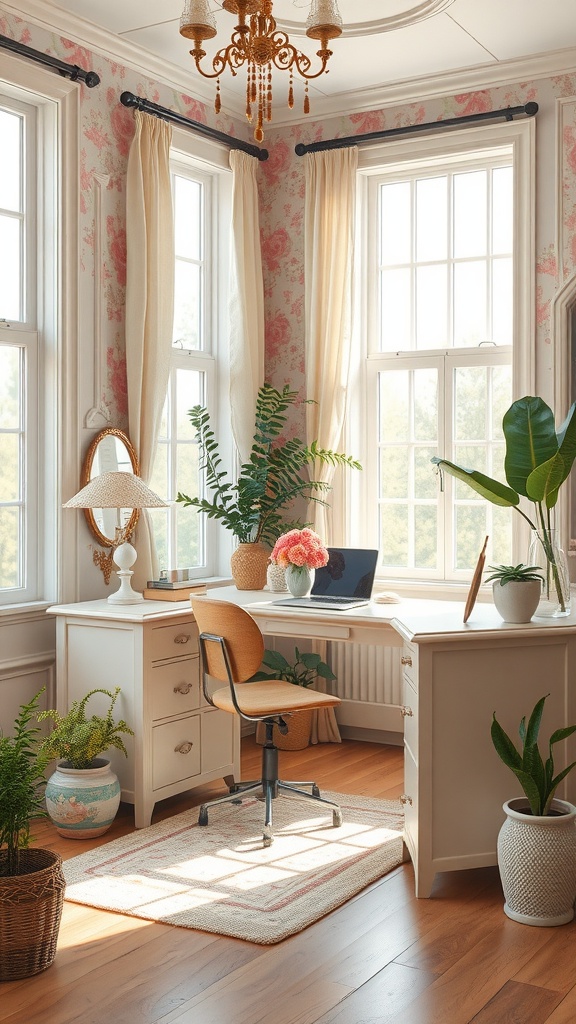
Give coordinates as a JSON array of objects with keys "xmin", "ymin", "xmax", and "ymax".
[{"xmin": 2, "ymin": 7, "xmax": 576, "ymax": 435}]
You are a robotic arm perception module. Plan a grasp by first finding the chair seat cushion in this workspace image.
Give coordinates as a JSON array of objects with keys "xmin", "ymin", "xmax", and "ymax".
[{"xmin": 211, "ymin": 680, "xmax": 341, "ymax": 717}]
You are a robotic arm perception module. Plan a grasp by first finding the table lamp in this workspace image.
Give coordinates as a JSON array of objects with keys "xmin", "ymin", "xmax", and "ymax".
[{"xmin": 63, "ymin": 471, "xmax": 168, "ymax": 604}]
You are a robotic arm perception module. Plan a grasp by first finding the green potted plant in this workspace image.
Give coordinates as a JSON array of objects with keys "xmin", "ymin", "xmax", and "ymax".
[
  {"xmin": 38, "ymin": 687, "xmax": 134, "ymax": 839},
  {"xmin": 432, "ymin": 396, "xmax": 576, "ymax": 616},
  {"xmin": 491, "ymin": 694, "xmax": 576, "ymax": 925},
  {"xmin": 177, "ymin": 382, "xmax": 360, "ymax": 590},
  {"xmin": 484, "ymin": 562, "xmax": 543, "ymax": 623},
  {"xmin": 0, "ymin": 689, "xmax": 65, "ymax": 980},
  {"xmin": 252, "ymin": 647, "xmax": 337, "ymax": 750}
]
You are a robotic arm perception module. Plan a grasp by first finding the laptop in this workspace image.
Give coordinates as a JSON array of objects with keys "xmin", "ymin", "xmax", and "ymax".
[{"xmin": 273, "ymin": 547, "xmax": 379, "ymax": 610}]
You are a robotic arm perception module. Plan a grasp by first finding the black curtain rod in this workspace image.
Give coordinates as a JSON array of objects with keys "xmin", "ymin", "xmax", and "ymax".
[
  {"xmin": 295, "ymin": 102, "xmax": 538, "ymax": 156},
  {"xmin": 120, "ymin": 91, "xmax": 269, "ymax": 162},
  {"xmin": 0, "ymin": 33, "xmax": 100, "ymax": 87}
]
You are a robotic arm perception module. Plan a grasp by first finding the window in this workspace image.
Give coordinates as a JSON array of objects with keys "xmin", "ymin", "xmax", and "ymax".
[
  {"xmin": 149, "ymin": 135, "xmax": 231, "ymax": 578},
  {"xmin": 0, "ymin": 96, "xmax": 40, "ymax": 603},
  {"xmin": 354, "ymin": 123, "xmax": 534, "ymax": 587}
]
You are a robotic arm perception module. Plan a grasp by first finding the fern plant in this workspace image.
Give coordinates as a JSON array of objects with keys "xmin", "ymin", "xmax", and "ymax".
[
  {"xmin": 176, "ymin": 382, "xmax": 361, "ymax": 547},
  {"xmin": 0, "ymin": 689, "xmax": 51, "ymax": 876},
  {"xmin": 38, "ymin": 687, "xmax": 133, "ymax": 770}
]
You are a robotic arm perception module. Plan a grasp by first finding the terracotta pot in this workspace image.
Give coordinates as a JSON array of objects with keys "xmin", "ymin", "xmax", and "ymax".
[{"xmin": 230, "ymin": 542, "xmax": 269, "ymax": 590}]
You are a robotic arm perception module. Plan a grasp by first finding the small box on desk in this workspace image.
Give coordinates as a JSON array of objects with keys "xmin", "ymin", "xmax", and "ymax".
[{"xmin": 143, "ymin": 584, "xmax": 207, "ymax": 602}]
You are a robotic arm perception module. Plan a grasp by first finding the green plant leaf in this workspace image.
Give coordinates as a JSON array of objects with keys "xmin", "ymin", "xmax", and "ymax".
[
  {"xmin": 491, "ymin": 714, "xmax": 523, "ymax": 771},
  {"xmin": 431, "ymin": 457, "xmax": 519, "ymax": 507},
  {"xmin": 502, "ymin": 397, "xmax": 559, "ymax": 498}
]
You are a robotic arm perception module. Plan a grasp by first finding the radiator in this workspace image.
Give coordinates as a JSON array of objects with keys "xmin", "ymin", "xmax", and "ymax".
[{"xmin": 327, "ymin": 642, "xmax": 404, "ymax": 738}]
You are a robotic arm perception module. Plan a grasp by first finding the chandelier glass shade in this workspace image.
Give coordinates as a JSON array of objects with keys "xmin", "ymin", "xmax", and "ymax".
[{"xmin": 179, "ymin": 0, "xmax": 343, "ymax": 141}]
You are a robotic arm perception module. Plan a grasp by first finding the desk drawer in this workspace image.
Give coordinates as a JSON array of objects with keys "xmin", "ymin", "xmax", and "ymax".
[
  {"xmin": 150, "ymin": 657, "xmax": 200, "ymax": 721},
  {"xmin": 149, "ymin": 621, "xmax": 198, "ymax": 663},
  {"xmin": 401, "ymin": 642, "xmax": 417, "ymax": 689},
  {"xmin": 153, "ymin": 715, "xmax": 201, "ymax": 790}
]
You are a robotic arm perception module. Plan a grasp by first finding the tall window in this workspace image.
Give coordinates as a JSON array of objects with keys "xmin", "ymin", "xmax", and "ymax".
[
  {"xmin": 149, "ymin": 138, "xmax": 230, "ymax": 577},
  {"xmin": 355, "ymin": 123, "xmax": 533, "ymax": 586},
  {"xmin": 0, "ymin": 96, "xmax": 39, "ymax": 603}
]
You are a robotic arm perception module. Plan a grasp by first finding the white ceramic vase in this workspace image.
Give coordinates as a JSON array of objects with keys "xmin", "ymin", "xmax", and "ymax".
[
  {"xmin": 285, "ymin": 564, "xmax": 314, "ymax": 598},
  {"xmin": 497, "ymin": 797, "xmax": 576, "ymax": 926},
  {"xmin": 45, "ymin": 758, "xmax": 121, "ymax": 839},
  {"xmin": 491, "ymin": 579, "xmax": 541, "ymax": 623}
]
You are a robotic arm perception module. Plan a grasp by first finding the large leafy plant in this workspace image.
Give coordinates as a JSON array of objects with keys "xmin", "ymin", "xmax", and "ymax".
[
  {"xmin": 491, "ymin": 694, "xmax": 576, "ymax": 816},
  {"xmin": 38, "ymin": 687, "xmax": 133, "ymax": 770},
  {"xmin": 0, "ymin": 689, "xmax": 51, "ymax": 876},
  {"xmin": 177, "ymin": 383, "xmax": 361, "ymax": 547},
  {"xmin": 432, "ymin": 396, "xmax": 576, "ymax": 611},
  {"xmin": 250, "ymin": 647, "xmax": 337, "ymax": 688}
]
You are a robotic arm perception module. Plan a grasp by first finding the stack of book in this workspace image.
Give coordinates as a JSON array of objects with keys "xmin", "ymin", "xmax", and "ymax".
[{"xmin": 143, "ymin": 578, "xmax": 208, "ymax": 602}]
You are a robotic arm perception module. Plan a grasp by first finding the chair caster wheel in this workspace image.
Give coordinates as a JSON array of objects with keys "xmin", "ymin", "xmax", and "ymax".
[
  {"xmin": 198, "ymin": 808, "xmax": 208, "ymax": 826},
  {"xmin": 263, "ymin": 831, "xmax": 273, "ymax": 847},
  {"xmin": 333, "ymin": 810, "xmax": 343, "ymax": 827},
  {"xmin": 312, "ymin": 785, "xmax": 320, "ymax": 798}
]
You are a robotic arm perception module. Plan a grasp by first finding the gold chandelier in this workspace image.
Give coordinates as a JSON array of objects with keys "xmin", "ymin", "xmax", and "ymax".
[{"xmin": 179, "ymin": 1, "xmax": 343, "ymax": 142}]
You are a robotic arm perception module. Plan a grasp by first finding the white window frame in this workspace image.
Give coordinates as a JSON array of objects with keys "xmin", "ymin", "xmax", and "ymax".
[
  {"xmin": 349, "ymin": 120, "xmax": 535, "ymax": 595},
  {"xmin": 152, "ymin": 129, "xmax": 232, "ymax": 579}
]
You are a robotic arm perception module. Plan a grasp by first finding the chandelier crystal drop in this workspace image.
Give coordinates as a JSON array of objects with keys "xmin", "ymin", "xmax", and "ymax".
[{"xmin": 179, "ymin": 0, "xmax": 343, "ymax": 142}]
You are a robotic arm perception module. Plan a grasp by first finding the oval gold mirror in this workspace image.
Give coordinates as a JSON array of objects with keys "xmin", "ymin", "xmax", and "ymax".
[{"xmin": 81, "ymin": 428, "xmax": 140, "ymax": 547}]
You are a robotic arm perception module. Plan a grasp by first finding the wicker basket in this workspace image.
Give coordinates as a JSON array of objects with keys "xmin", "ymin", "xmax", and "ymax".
[
  {"xmin": 0, "ymin": 848, "xmax": 65, "ymax": 981},
  {"xmin": 256, "ymin": 709, "xmax": 313, "ymax": 750},
  {"xmin": 230, "ymin": 543, "xmax": 269, "ymax": 590}
]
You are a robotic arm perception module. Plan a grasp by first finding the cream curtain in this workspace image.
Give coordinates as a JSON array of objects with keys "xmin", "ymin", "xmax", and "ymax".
[
  {"xmin": 304, "ymin": 146, "xmax": 358, "ymax": 543},
  {"xmin": 125, "ymin": 111, "xmax": 175, "ymax": 589},
  {"xmin": 229, "ymin": 150, "xmax": 265, "ymax": 466}
]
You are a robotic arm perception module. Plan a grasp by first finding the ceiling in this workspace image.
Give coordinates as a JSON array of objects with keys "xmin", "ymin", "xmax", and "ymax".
[{"xmin": 45, "ymin": 0, "xmax": 576, "ymax": 123}]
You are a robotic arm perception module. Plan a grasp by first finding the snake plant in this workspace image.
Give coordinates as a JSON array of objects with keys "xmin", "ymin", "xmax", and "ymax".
[{"xmin": 177, "ymin": 383, "xmax": 361, "ymax": 547}]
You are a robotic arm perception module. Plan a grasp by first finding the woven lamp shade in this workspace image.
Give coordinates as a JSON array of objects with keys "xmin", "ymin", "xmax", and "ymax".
[{"xmin": 63, "ymin": 472, "xmax": 167, "ymax": 509}]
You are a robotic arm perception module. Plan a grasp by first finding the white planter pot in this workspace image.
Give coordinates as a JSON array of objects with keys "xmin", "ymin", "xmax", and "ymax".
[
  {"xmin": 492, "ymin": 579, "xmax": 541, "ymax": 623},
  {"xmin": 497, "ymin": 797, "xmax": 576, "ymax": 926},
  {"xmin": 45, "ymin": 758, "xmax": 121, "ymax": 839}
]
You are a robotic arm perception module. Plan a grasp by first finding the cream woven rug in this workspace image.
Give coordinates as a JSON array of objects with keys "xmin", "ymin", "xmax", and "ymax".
[{"xmin": 63, "ymin": 791, "xmax": 404, "ymax": 944}]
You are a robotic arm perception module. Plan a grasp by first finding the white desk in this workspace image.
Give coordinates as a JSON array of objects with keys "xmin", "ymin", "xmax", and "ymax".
[{"xmin": 206, "ymin": 586, "xmax": 576, "ymax": 897}]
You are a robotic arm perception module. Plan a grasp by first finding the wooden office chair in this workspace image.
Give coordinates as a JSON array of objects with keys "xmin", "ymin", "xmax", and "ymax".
[{"xmin": 191, "ymin": 596, "xmax": 343, "ymax": 846}]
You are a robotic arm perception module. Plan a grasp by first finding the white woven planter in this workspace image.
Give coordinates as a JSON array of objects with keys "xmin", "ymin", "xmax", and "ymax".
[{"xmin": 497, "ymin": 797, "xmax": 576, "ymax": 926}]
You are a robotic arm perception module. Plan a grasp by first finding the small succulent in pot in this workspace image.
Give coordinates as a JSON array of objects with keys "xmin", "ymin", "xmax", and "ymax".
[{"xmin": 485, "ymin": 563, "xmax": 543, "ymax": 586}]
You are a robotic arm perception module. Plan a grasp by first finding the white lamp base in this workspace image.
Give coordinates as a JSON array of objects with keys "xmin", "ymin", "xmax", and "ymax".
[{"xmin": 107, "ymin": 541, "xmax": 144, "ymax": 605}]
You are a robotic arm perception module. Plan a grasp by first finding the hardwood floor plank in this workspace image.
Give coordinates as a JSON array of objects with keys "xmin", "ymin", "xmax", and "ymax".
[
  {"xmin": 513, "ymin": 928, "xmax": 576, "ymax": 995},
  {"xmin": 315, "ymin": 962, "xmax": 436, "ymax": 1023},
  {"xmin": 467, "ymin": 980, "xmax": 562, "ymax": 1023},
  {"xmin": 540, "ymin": 986, "xmax": 576, "ymax": 1023}
]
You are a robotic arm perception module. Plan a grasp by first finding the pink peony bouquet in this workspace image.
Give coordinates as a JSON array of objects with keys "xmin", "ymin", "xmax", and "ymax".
[{"xmin": 270, "ymin": 528, "xmax": 329, "ymax": 571}]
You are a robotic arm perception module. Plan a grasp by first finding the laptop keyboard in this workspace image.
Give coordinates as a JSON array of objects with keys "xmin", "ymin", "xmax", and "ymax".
[{"xmin": 308, "ymin": 595, "xmax": 361, "ymax": 604}]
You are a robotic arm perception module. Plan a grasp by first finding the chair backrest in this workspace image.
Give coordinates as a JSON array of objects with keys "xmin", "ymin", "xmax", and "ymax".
[{"xmin": 191, "ymin": 597, "xmax": 265, "ymax": 684}]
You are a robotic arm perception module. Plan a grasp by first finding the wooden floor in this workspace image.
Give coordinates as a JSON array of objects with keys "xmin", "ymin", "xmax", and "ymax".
[{"xmin": 4, "ymin": 736, "xmax": 576, "ymax": 1023}]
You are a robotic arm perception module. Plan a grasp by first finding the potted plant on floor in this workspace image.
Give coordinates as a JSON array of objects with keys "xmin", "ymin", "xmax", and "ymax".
[
  {"xmin": 485, "ymin": 562, "xmax": 543, "ymax": 623},
  {"xmin": 491, "ymin": 693, "xmax": 576, "ymax": 926},
  {"xmin": 177, "ymin": 382, "xmax": 361, "ymax": 590},
  {"xmin": 252, "ymin": 646, "xmax": 337, "ymax": 749},
  {"xmin": 432, "ymin": 396, "xmax": 576, "ymax": 617},
  {"xmin": 38, "ymin": 687, "xmax": 134, "ymax": 839},
  {"xmin": 0, "ymin": 689, "xmax": 65, "ymax": 980}
]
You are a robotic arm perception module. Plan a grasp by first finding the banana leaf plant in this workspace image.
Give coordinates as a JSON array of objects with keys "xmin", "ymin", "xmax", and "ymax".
[
  {"xmin": 177, "ymin": 383, "xmax": 361, "ymax": 548},
  {"xmin": 432, "ymin": 396, "xmax": 576, "ymax": 612},
  {"xmin": 491, "ymin": 694, "xmax": 576, "ymax": 816}
]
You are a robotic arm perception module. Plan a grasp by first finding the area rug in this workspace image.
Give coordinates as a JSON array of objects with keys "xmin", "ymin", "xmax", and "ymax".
[{"xmin": 62, "ymin": 791, "xmax": 404, "ymax": 944}]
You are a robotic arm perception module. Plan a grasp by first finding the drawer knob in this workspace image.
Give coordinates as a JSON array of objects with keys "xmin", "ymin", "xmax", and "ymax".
[
  {"xmin": 174, "ymin": 633, "xmax": 191, "ymax": 645},
  {"xmin": 401, "ymin": 655, "xmax": 412, "ymax": 667},
  {"xmin": 174, "ymin": 741, "xmax": 194, "ymax": 754},
  {"xmin": 174, "ymin": 682, "xmax": 193, "ymax": 695},
  {"xmin": 400, "ymin": 705, "xmax": 413, "ymax": 717},
  {"xmin": 400, "ymin": 794, "xmax": 413, "ymax": 806}
]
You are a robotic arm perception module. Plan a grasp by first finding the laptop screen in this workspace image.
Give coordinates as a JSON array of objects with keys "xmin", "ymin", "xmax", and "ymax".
[{"xmin": 311, "ymin": 548, "xmax": 379, "ymax": 600}]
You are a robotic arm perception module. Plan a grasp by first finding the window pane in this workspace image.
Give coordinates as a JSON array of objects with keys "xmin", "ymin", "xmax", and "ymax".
[
  {"xmin": 416, "ymin": 177, "xmax": 447, "ymax": 262},
  {"xmin": 0, "ymin": 347, "xmax": 21, "ymax": 427},
  {"xmin": 0, "ymin": 508, "xmax": 20, "ymax": 588},
  {"xmin": 453, "ymin": 171, "xmax": 487, "ymax": 258},
  {"xmin": 492, "ymin": 166, "xmax": 513, "ymax": 254},
  {"xmin": 455, "ymin": 504, "xmax": 486, "ymax": 571},
  {"xmin": 177, "ymin": 504, "xmax": 199, "ymax": 568},
  {"xmin": 416, "ymin": 265, "xmax": 447, "ymax": 348},
  {"xmin": 492, "ymin": 257, "xmax": 513, "ymax": 345},
  {"xmin": 0, "ymin": 216, "xmax": 21, "ymax": 321},
  {"xmin": 176, "ymin": 368, "xmax": 202, "ymax": 440},
  {"xmin": 0, "ymin": 110, "xmax": 21, "ymax": 211},
  {"xmin": 379, "ymin": 371, "xmax": 409, "ymax": 442},
  {"xmin": 413, "ymin": 368, "xmax": 438, "ymax": 441},
  {"xmin": 174, "ymin": 176, "xmax": 202, "ymax": 260},
  {"xmin": 453, "ymin": 261, "xmax": 487, "ymax": 346},
  {"xmin": 380, "ymin": 181, "xmax": 410, "ymax": 265},
  {"xmin": 380, "ymin": 505, "xmax": 408, "ymax": 567},
  {"xmin": 492, "ymin": 366, "xmax": 512, "ymax": 438},
  {"xmin": 380, "ymin": 268, "xmax": 411, "ymax": 351},
  {"xmin": 454, "ymin": 366, "xmax": 487, "ymax": 441},
  {"xmin": 149, "ymin": 508, "xmax": 168, "ymax": 574},
  {"xmin": 414, "ymin": 446, "xmax": 438, "ymax": 500},
  {"xmin": 0, "ymin": 435, "xmax": 20, "ymax": 501},
  {"xmin": 173, "ymin": 260, "xmax": 201, "ymax": 350},
  {"xmin": 380, "ymin": 447, "xmax": 409, "ymax": 499},
  {"xmin": 414, "ymin": 505, "xmax": 437, "ymax": 568}
]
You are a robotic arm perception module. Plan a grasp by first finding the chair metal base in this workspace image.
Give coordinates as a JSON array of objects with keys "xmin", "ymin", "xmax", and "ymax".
[{"xmin": 197, "ymin": 722, "xmax": 343, "ymax": 847}]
